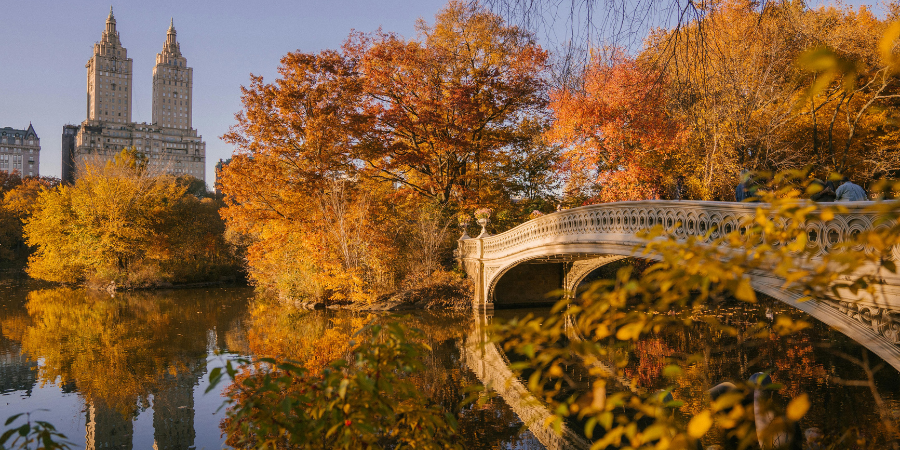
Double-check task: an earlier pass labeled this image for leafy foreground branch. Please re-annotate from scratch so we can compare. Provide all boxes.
[0,412,73,450]
[491,171,900,449]
[209,323,463,449]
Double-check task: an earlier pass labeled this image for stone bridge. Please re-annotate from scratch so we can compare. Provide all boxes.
[457,200,900,371]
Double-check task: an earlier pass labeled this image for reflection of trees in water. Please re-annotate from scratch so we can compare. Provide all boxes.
[1,312,36,396]
[0,281,37,396]
[616,296,900,446]
[399,313,542,449]
[13,286,252,449]
[224,303,543,449]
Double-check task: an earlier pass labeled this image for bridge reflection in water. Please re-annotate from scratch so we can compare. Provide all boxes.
[466,312,591,450]
[466,299,900,449]
[460,201,900,447]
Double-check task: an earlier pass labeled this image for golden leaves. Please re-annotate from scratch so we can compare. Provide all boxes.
[686,410,713,439]
[25,149,235,286]
[734,277,756,303]
[786,394,811,422]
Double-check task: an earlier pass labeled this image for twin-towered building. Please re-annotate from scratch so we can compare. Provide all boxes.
[63,7,206,183]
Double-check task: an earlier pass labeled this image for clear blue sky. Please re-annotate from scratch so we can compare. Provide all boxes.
[0,0,883,184]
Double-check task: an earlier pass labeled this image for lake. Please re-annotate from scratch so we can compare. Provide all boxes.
[1,275,899,449]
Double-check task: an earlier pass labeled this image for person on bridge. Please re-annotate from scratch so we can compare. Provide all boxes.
[674,175,685,200]
[810,178,836,202]
[835,176,867,201]
[735,170,750,202]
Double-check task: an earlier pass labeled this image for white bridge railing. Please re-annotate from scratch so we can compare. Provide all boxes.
[458,200,885,261]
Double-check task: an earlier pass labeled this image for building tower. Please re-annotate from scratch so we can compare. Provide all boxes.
[85,7,133,124]
[61,125,79,183]
[69,10,207,184]
[152,19,192,130]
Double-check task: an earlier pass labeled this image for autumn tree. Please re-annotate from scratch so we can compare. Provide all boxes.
[220,2,552,303]
[636,0,900,198]
[350,0,548,205]
[219,49,396,302]
[547,50,685,202]
[24,148,238,288]
[551,1,900,201]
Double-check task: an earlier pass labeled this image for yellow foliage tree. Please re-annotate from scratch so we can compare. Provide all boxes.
[24,148,238,288]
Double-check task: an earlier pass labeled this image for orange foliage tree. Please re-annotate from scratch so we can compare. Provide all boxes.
[547,50,685,202]
[648,0,900,199]
[219,1,550,303]
[348,0,548,205]
[548,1,900,201]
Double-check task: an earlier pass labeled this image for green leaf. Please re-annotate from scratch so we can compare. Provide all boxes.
[585,417,597,438]
[662,365,682,378]
[206,367,223,393]
[1,427,18,444]
[4,414,23,426]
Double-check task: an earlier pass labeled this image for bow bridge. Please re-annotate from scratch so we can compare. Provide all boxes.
[456,200,900,371]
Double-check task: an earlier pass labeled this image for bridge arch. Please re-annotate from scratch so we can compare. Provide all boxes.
[459,200,900,368]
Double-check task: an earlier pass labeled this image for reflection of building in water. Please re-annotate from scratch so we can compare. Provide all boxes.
[0,338,37,396]
[152,363,203,450]
[85,400,134,450]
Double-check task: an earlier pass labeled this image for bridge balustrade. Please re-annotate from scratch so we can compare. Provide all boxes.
[463,200,884,262]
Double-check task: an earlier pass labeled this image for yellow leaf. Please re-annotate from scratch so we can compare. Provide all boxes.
[591,381,607,410]
[615,320,644,341]
[548,364,563,377]
[687,410,712,438]
[820,209,834,222]
[880,21,900,65]
[734,277,756,302]
[786,394,810,421]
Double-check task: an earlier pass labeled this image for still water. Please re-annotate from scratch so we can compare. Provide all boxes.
[1,275,899,449]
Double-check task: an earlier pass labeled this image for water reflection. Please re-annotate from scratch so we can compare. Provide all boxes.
[485,297,900,448]
[3,280,899,449]
[0,282,252,450]
[219,302,546,449]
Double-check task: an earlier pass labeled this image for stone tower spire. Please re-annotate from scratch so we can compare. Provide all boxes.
[161,17,182,58]
[152,18,192,129]
[102,5,121,46]
[85,7,133,123]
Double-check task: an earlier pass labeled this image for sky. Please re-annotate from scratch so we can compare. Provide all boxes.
[0,0,448,183]
[0,0,886,185]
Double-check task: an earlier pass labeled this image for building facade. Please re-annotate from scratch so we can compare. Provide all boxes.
[65,8,206,184]
[0,124,41,177]
[61,125,78,182]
